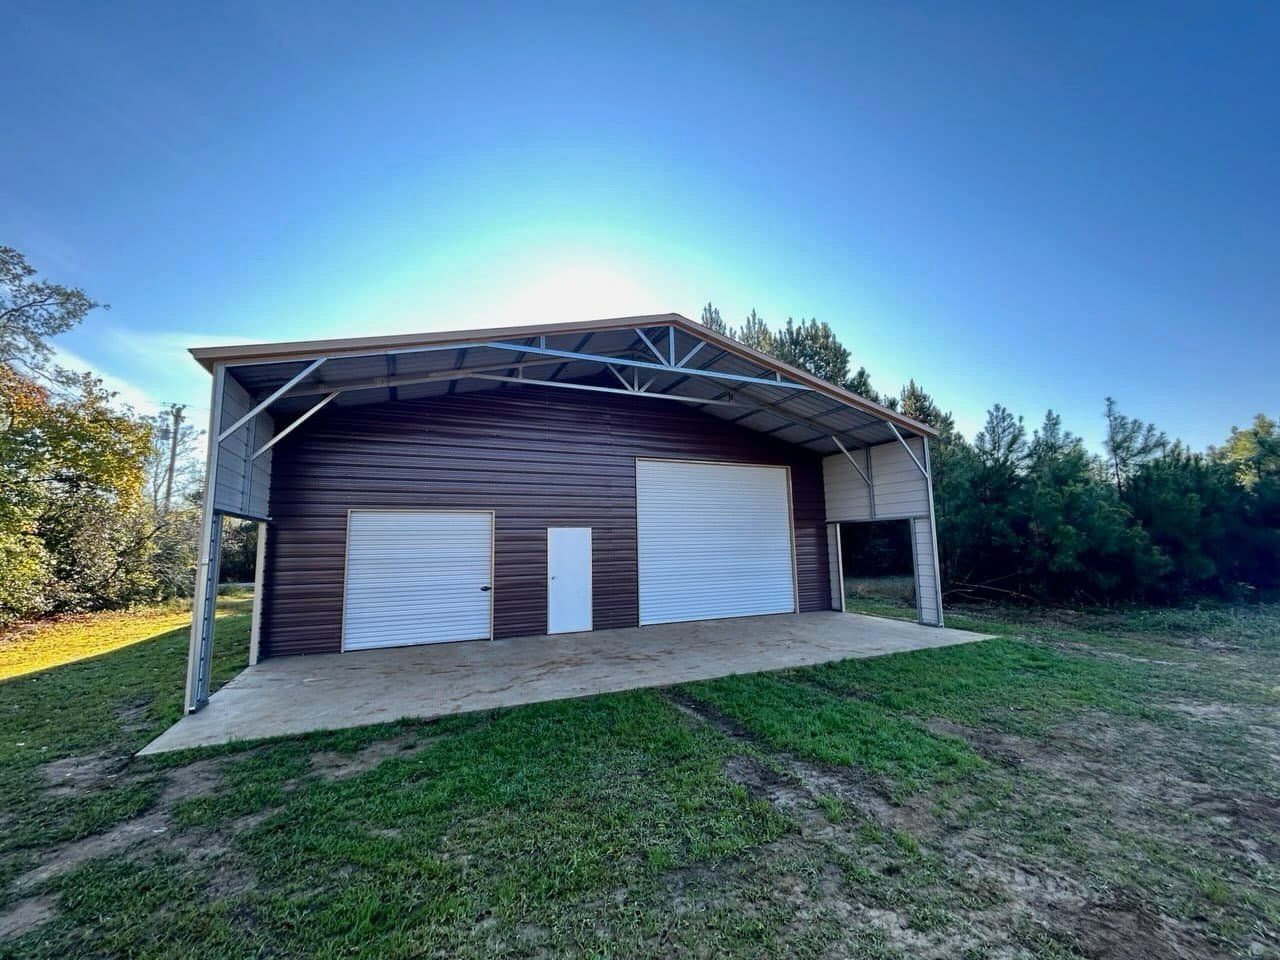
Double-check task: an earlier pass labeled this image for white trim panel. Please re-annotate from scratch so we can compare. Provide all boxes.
[636,460,796,625]
[342,510,493,650]
[826,523,845,611]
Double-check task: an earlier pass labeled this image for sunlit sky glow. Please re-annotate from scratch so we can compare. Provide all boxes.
[4,2,1277,451]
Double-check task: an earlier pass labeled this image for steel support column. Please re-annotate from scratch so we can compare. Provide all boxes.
[185,364,226,713]
[248,521,268,665]
[921,437,945,626]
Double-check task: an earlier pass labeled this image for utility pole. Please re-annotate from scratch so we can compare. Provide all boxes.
[163,404,185,514]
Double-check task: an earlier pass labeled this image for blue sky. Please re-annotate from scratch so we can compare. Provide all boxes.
[4,1,1277,451]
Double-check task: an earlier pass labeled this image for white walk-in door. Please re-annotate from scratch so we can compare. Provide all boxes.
[636,460,796,625]
[547,527,593,633]
[342,510,493,651]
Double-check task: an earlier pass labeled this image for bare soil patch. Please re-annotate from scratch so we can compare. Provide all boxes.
[39,753,129,796]
[308,734,424,780]
[1068,895,1211,960]
[19,751,239,895]
[0,895,55,940]
[14,811,174,891]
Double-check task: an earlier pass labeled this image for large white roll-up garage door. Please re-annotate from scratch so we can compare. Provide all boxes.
[636,460,796,625]
[342,510,493,651]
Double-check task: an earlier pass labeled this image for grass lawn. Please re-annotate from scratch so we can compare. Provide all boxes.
[1,594,1278,958]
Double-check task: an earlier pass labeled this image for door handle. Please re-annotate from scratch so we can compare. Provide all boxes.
[480,585,491,592]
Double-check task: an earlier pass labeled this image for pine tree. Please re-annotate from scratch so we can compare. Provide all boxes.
[772,317,850,386]
[1104,397,1167,494]
[699,302,727,335]
[846,366,880,402]
[898,380,955,434]
[737,309,773,353]
[975,404,1027,469]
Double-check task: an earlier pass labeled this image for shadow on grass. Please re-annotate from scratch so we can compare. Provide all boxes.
[0,593,252,682]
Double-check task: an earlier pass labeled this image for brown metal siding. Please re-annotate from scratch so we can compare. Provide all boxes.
[262,385,830,657]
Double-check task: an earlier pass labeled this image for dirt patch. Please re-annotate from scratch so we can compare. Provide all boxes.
[13,803,264,905]
[855,906,986,959]
[206,862,258,901]
[933,713,1226,813]
[1189,791,1280,835]
[156,757,226,805]
[1166,700,1243,721]
[39,753,129,796]
[722,755,834,836]
[1068,895,1216,960]
[0,895,55,941]
[16,753,249,897]
[680,694,936,836]
[117,698,154,734]
[14,812,172,890]
[957,857,1090,912]
[926,718,1040,769]
[308,735,423,780]
[1058,642,1183,666]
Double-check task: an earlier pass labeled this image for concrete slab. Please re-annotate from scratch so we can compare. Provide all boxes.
[140,612,992,754]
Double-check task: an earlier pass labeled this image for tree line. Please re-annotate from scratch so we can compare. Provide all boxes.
[0,247,256,626]
[701,302,1279,605]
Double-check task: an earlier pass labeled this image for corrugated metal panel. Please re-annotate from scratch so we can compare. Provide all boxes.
[825,439,931,521]
[870,438,929,519]
[636,460,796,625]
[212,375,273,518]
[342,510,492,650]
[822,448,873,521]
[246,416,273,518]
[912,517,943,626]
[262,385,830,657]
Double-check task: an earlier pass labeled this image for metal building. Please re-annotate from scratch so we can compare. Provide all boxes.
[183,314,942,714]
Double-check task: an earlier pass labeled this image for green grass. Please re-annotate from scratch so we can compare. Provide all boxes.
[0,593,252,866]
[30,693,786,959]
[681,672,984,797]
[807,635,1167,735]
[1,597,1278,957]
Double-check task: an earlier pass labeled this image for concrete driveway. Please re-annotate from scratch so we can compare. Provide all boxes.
[140,611,991,754]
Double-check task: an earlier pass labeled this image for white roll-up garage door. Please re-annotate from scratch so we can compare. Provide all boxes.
[636,460,796,625]
[342,510,493,651]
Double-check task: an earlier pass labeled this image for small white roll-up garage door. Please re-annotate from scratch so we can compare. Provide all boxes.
[636,460,796,625]
[342,510,493,651]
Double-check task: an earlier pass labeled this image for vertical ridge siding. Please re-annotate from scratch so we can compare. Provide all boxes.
[262,385,829,657]
[212,374,273,519]
[822,447,872,521]
[822,438,929,523]
[869,437,929,519]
